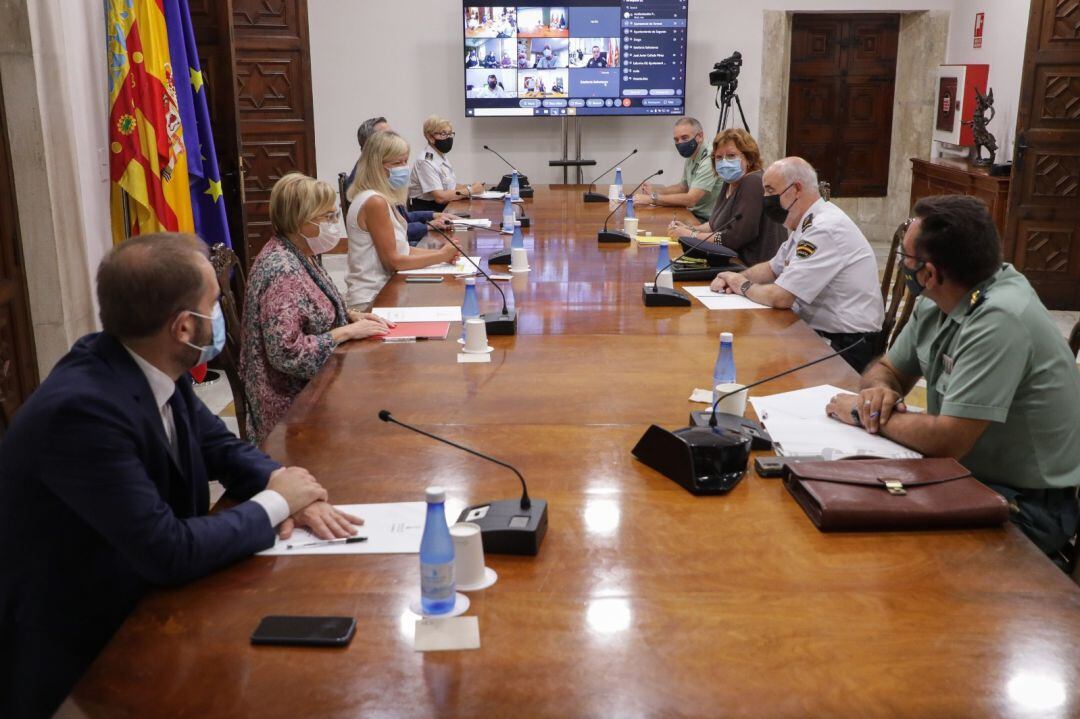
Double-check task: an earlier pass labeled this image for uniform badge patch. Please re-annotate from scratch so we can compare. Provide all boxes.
[801,213,814,232]
[424,151,434,160]
[795,240,817,259]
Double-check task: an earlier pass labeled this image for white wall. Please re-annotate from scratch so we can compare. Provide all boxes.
[308,0,961,191]
[944,0,1028,159]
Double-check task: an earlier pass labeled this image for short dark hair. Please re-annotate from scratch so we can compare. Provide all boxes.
[912,195,1001,288]
[357,116,388,149]
[97,233,209,340]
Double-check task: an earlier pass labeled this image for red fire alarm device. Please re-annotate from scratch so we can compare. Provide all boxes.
[973,12,985,49]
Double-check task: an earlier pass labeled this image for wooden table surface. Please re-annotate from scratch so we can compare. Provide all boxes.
[70,187,1080,718]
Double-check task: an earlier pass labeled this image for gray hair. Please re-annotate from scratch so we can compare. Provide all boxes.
[773,157,819,192]
[357,116,388,149]
[674,116,703,135]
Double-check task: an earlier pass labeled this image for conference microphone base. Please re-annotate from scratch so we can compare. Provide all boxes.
[583,191,609,203]
[458,498,548,555]
[494,174,534,198]
[642,286,692,307]
[487,250,512,266]
[632,424,751,495]
[598,229,632,243]
[688,411,774,450]
[482,309,517,335]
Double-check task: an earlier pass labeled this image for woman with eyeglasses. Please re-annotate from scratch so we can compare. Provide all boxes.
[240,172,393,444]
[407,115,485,212]
[668,128,787,267]
[345,131,460,311]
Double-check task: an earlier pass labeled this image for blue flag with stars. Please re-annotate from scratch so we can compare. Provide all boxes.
[164,0,231,248]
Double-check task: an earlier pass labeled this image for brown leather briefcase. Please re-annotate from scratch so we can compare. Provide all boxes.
[783,457,1010,531]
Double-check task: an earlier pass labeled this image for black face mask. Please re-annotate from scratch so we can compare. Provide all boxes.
[901,258,927,297]
[675,138,698,158]
[762,182,796,224]
[433,137,454,154]
[488,80,497,89]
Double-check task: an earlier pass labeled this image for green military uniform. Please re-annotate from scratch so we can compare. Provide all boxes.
[887,264,1080,490]
[682,144,722,222]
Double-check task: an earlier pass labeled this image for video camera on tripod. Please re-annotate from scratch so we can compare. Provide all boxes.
[709,51,749,133]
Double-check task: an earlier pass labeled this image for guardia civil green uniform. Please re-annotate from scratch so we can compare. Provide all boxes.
[887,264,1080,491]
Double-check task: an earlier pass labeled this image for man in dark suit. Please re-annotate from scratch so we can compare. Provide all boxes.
[0,233,360,717]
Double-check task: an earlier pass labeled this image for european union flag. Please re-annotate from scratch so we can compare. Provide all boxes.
[164,0,231,248]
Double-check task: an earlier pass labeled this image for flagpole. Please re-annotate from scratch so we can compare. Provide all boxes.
[120,190,132,241]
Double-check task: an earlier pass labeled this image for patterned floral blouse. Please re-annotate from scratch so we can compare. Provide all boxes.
[239,236,349,444]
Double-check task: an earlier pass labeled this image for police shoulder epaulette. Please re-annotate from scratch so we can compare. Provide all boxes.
[801,213,814,232]
[966,289,987,315]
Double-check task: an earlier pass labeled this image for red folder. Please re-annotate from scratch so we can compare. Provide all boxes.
[377,322,451,341]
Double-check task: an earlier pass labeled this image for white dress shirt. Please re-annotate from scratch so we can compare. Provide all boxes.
[123,347,290,527]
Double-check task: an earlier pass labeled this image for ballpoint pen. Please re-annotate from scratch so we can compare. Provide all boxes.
[286,536,368,550]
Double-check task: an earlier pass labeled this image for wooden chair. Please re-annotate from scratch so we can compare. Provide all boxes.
[209,243,249,440]
[880,218,912,305]
[338,172,351,217]
[876,219,916,355]
[818,180,831,201]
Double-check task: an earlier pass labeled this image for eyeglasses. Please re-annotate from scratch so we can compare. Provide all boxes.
[714,152,742,162]
[896,248,927,268]
[314,210,342,224]
[432,131,456,140]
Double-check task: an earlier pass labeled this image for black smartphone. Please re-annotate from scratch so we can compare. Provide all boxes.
[250,615,356,647]
[405,276,444,284]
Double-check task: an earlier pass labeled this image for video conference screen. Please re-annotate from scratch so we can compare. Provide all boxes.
[462,1,688,117]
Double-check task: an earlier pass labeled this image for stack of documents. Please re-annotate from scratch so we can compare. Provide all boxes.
[684,286,771,311]
[451,218,492,229]
[258,502,427,556]
[372,306,462,323]
[749,385,922,459]
[399,258,481,275]
[475,190,506,200]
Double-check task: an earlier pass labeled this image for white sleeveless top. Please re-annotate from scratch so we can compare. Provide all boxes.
[345,189,410,307]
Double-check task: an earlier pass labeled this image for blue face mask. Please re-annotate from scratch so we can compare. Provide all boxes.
[387,166,411,189]
[715,158,744,183]
[184,301,225,365]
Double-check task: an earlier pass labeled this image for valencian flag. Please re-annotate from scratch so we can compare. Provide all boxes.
[163,0,232,248]
[107,0,194,243]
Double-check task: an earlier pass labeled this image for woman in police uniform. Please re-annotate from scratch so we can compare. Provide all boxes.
[407,115,485,213]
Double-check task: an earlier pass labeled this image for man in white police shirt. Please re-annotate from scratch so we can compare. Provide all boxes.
[712,156,884,372]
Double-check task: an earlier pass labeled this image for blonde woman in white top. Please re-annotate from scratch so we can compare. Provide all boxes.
[345,131,459,310]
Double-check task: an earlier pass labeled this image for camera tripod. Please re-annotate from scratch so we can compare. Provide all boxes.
[715,80,750,134]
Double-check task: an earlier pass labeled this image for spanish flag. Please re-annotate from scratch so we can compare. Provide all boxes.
[107,0,194,244]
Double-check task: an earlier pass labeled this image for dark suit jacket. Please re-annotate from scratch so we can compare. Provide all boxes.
[0,332,281,717]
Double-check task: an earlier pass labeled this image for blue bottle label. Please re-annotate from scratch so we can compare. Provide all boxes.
[421,562,455,601]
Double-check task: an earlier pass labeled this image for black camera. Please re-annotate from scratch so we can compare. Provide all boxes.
[710,51,743,87]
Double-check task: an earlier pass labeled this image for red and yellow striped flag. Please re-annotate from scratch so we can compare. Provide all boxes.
[107,0,194,244]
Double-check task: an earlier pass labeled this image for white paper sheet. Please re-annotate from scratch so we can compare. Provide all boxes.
[257,502,428,556]
[748,385,922,459]
[372,306,462,323]
[689,388,714,403]
[475,191,507,200]
[683,285,772,311]
[451,218,492,228]
[414,616,480,652]
[399,258,482,276]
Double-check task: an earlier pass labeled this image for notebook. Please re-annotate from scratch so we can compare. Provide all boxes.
[378,322,451,341]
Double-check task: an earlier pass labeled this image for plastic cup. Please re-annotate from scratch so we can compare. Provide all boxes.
[714,383,748,416]
[623,217,639,237]
[463,318,489,353]
[450,523,485,587]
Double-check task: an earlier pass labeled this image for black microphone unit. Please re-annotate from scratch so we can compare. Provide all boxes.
[598,169,663,243]
[484,145,534,198]
[642,213,743,308]
[631,338,867,495]
[378,410,548,555]
[583,148,638,203]
[427,223,517,335]
[464,225,520,267]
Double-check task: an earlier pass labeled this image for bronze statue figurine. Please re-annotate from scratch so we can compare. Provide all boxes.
[964,86,997,166]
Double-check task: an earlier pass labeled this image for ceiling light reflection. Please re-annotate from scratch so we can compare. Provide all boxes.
[586,597,632,635]
[1007,672,1067,713]
[583,499,621,535]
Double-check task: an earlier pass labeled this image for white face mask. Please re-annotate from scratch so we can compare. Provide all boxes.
[301,221,340,254]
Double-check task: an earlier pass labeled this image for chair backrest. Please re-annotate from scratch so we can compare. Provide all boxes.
[881,218,913,304]
[209,243,249,440]
[818,180,831,201]
[1070,318,1079,358]
[338,172,351,217]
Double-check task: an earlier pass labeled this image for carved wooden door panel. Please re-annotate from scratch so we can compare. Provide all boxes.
[0,70,39,427]
[786,14,899,198]
[232,0,318,265]
[1005,0,1080,310]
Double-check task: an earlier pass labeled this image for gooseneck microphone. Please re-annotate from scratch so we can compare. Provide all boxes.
[706,337,867,427]
[378,410,548,555]
[484,145,533,198]
[644,213,743,307]
[426,223,516,335]
[583,148,638,203]
[598,169,663,243]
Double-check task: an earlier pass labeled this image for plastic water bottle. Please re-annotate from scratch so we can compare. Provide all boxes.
[509,171,520,201]
[625,196,635,219]
[502,195,514,232]
[713,332,736,403]
[511,221,525,250]
[419,486,456,615]
[655,239,670,274]
[461,277,480,340]
[612,167,623,200]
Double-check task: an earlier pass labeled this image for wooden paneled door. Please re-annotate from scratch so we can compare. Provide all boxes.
[232,0,318,264]
[786,14,899,198]
[1004,0,1080,310]
[0,71,39,427]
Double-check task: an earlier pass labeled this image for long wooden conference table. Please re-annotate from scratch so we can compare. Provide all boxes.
[71,186,1080,717]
